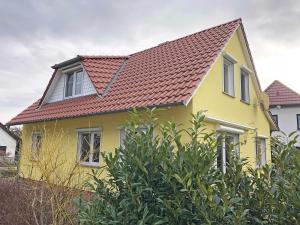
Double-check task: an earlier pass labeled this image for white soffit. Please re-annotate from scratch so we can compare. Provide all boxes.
[216,125,244,134]
[205,115,255,131]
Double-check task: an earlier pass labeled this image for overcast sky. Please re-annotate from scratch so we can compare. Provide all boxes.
[1,0,299,123]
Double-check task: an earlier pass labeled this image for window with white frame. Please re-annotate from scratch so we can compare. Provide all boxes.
[297,114,300,130]
[77,129,101,166]
[31,132,42,160]
[119,127,148,148]
[223,57,235,96]
[272,115,278,127]
[256,137,266,168]
[217,133,239,173]
[240,69,250,103]
[65,70,84,98]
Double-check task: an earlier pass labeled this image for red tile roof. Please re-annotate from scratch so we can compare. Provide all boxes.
[265,80,300,107]
[8,18,242,125]
[81,56,128,94]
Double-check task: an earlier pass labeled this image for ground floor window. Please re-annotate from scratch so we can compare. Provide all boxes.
[0,146,6,156]
[119,127,147,148]
[77,129,101,166]
[31,132,42,160]
[256,137,266,168]
[217,133,240,173]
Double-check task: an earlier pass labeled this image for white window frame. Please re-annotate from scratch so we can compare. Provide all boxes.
[223,57,235,97]
[256,137,267,168]
[64,70,84,99]
[31,132,42,160]
[240,69,250,103]
[119,127,148,148]
[77,128,101,167]
[216,132,240,173]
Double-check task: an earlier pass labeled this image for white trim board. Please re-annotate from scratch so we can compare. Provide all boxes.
[205,115,255,131]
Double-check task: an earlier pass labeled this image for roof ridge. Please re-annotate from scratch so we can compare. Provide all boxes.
[102,59,129,96]
[276,80,300,96]
[266,80,300,96]
[80,55,128,59]
[130,18,241,57]
[264,80,277,92]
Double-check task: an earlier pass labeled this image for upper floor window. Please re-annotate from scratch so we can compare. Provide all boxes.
[256,138,266,168]
[240,70,250,103]
[272,115,278,127]
[65,70,84,98]
[77,128,101,166]
[297,114,300,130]
[223,57,235,96]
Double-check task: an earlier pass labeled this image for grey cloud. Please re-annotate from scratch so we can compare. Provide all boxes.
[0,0,299,123]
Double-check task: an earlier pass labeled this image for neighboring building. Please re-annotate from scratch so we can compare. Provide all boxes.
[0,123,19,162]
[8,18,276,181]
[265,80,300,147]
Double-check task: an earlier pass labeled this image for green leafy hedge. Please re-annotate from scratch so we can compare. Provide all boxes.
[78,111,300,225]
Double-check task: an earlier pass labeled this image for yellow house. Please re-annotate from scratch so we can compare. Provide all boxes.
[8,18,276,181]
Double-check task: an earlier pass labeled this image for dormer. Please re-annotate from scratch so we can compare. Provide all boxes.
[39,55,128,107]
[40,57,97,105]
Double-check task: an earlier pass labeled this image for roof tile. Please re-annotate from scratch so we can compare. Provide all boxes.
[8,19,241,125]
[265,80,300,106]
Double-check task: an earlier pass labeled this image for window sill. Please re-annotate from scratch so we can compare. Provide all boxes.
[222,91,235,98]
[79,162,100,168]
[240,99,250,105]
[64,94,85,100]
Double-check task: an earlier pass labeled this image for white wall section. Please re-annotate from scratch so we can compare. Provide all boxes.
[45,67,97,103]
[270,106,300,147]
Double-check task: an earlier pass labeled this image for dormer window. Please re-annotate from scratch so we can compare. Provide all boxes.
[65,70,84,98]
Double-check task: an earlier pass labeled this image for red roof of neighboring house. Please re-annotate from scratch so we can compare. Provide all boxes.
[265,80,300,107]
[8,18,242,125]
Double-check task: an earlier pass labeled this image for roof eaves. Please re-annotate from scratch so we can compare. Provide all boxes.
[51,55,83,69]
[6,101,185,126]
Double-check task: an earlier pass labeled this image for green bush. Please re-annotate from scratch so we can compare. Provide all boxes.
[78,111,300,225]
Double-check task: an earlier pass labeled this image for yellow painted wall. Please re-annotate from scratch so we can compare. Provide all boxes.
[191,29,271,166]
[19,104,194,183]
[19,28,272,183]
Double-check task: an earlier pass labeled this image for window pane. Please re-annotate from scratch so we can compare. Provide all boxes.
[80,133,90,162]
[272,115,278,126]
[120,129,126,148]
[256,138,266,167]
[92,132,101,163]
[261,139,266,165]
[297,115,300,130]
[223,63,229,93]
[65,74,74,97]
[32,133,41,159]
[245,74,249,102]
[241,73,246,100]
[241,71,250,102]
[75,71,83,95]
[223,58,234,96]
[217,136,223,171]
[225,135,234,166]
